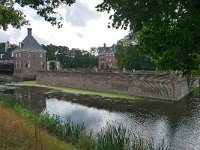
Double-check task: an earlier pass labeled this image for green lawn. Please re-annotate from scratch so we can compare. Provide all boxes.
[16,80,139,100]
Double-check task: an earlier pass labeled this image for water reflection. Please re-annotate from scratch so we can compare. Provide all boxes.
[1,85,200,149]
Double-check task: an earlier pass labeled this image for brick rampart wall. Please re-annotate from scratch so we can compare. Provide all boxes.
[36,71,190,101]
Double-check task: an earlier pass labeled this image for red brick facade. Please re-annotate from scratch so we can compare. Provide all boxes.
[98,44,117,69]
[13,28,46,80]
[99,52,117,69]
[14,51,46,80]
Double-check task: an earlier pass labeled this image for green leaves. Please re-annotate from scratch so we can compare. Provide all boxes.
[97,0,200,76]
[0,0,75,30]
[42,44,98,69]
[0,5,28,30]
[115,34,155,70]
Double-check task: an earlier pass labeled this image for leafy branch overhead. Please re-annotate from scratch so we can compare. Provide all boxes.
[0,0,75,30]
[97,0,200,76]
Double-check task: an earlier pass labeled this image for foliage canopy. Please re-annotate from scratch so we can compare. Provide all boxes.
[42,44,98,69]
[97,0,200,76]
[115,35,155,70]
[0,0,75,30]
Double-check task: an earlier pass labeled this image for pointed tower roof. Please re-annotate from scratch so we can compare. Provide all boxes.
[13,28,46,53]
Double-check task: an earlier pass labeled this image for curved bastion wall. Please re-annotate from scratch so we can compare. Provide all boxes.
[36,71,191,101]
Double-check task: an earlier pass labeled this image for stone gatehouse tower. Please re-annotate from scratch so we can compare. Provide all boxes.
[13,28,46,80]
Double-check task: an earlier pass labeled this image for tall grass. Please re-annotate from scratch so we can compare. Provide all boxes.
[0,95,170,150]
[0,104,76,150]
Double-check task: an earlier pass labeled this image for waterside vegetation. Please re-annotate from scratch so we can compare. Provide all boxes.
[0,98,76,150]
[0,94,169,150]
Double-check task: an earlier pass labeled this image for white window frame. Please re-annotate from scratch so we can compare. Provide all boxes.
[16,61,18,68]
[19,61,21,68]
[0,54,4,59]
[26,61,30,68]
[40,61,43,68]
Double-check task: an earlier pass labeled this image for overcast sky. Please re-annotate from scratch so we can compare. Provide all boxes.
[0,0,128,51]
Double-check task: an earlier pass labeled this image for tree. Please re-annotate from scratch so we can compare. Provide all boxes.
[0,42,17,53]
[116,35,155,70]
[43,44,98,69]
[90,47,99,56]
[96,0,200,76]
[0,0,75,30]
[42,44,57,60]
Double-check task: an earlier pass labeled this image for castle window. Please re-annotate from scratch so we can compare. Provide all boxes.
[15,61,18,68]
[26,61,30,68]
[0,54,4,59]
[40,61,44,68]
[19,61,21,68]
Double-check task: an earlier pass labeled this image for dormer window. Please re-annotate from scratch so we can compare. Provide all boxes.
[19,42,24,48]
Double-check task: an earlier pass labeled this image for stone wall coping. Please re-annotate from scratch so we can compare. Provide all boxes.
[38,70,185,83]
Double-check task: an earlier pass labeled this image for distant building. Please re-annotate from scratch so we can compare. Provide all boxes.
[0,41,16,61]
[0,41,16,74]
[98,43,117,69]
[13,28,46,80]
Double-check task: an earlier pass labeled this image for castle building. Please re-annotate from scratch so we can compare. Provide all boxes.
[98,43,117,69]
[0,41,16,61]
[13,28,46,80]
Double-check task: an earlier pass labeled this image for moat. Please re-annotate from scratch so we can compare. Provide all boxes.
[1,85,200,150]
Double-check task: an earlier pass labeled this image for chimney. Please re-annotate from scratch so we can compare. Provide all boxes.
[27,28,32,36]
[104,43,106,48]
[5,41,10,52]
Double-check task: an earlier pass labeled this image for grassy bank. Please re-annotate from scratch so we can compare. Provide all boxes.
[0,95,169,150]
[0,104,76,149]
[16,80,139,100]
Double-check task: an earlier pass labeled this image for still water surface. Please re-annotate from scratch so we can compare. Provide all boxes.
[1,85,200,150]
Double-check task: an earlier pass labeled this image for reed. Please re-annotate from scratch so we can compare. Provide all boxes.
[0,94,170,150]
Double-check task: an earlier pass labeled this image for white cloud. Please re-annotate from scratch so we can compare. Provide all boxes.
[62,0,101,27]
[0,0,128,50]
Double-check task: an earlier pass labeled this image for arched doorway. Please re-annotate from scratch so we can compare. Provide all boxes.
[49,61,56,70]
[47,60,60,71]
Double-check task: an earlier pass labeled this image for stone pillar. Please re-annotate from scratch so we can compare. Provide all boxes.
[123,68,126,73]
[56,61,60,70]
[47,61,50,70]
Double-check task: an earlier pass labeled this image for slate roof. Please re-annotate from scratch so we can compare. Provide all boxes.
[1,47,16,60]
[98,44,116,54]
[13,28,46,53]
